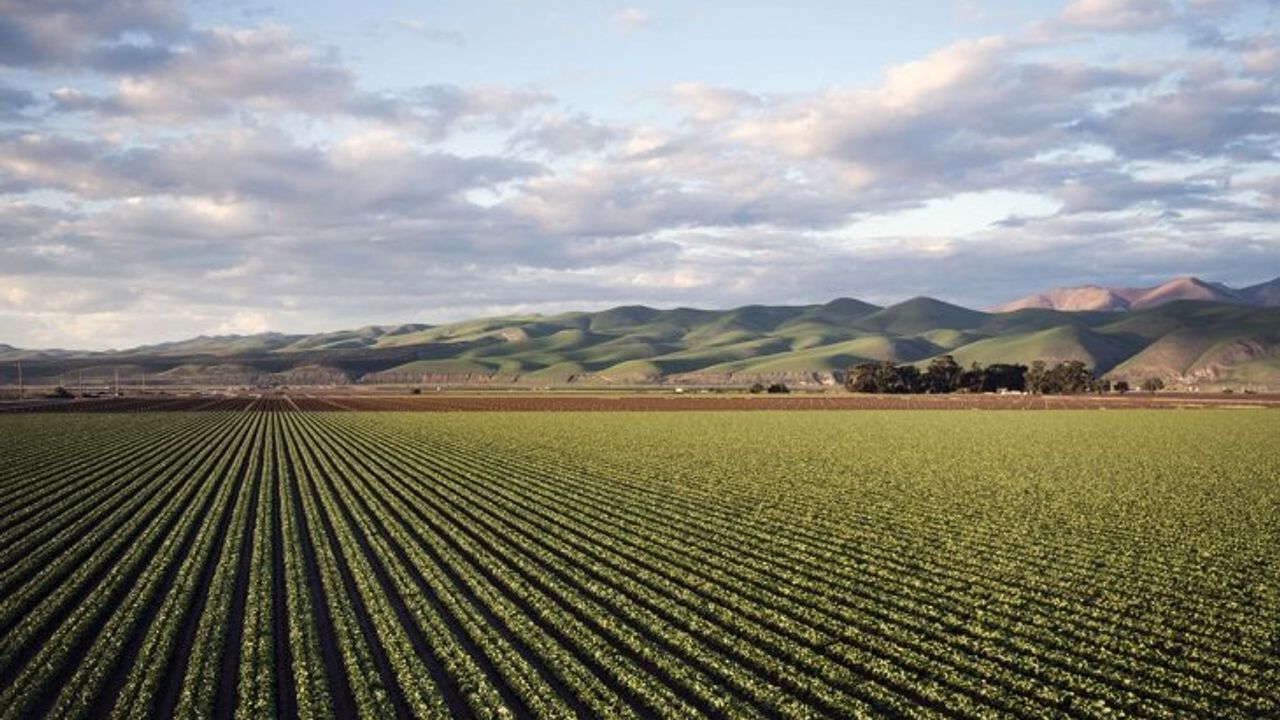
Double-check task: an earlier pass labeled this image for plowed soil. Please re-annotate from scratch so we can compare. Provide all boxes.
[4,392,1278,413]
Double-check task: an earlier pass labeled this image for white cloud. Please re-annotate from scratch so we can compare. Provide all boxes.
[1055,0,1176,32]
[213,310,273,335]
[614,8,650,30]
[666,83,763,124]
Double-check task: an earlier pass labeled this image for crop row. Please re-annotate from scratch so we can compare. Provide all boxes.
[0,408,1274,719]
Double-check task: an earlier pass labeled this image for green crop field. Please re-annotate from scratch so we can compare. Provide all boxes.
[1,409,1276,718]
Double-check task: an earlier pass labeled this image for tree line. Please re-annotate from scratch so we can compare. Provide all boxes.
[844,356,1163,394]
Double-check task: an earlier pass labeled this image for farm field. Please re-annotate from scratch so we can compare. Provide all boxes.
[0,409,1277,718]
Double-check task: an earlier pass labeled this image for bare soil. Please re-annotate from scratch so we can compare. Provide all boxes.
[4,392,1278,413]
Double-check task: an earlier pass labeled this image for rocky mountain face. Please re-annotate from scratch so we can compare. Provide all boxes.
[994,276,1277,313]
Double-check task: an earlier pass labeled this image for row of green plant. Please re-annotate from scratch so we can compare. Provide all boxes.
[1,409,1275,718]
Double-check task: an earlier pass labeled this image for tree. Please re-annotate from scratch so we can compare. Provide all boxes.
[749,382,766,394]
[766,382,790,394]
[844,364,879,393]
[1114,380,1130,394]
[844,361,919,393]
[924,355,962,393]
[983,363,1027,392]
[1141,377,1165,393]
[957,362,985,393]
[899,365,923,393]
[1025,360,1048,394]
[1045,360,1092,394]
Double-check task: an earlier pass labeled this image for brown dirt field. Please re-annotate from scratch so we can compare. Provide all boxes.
[4,392,1278,413]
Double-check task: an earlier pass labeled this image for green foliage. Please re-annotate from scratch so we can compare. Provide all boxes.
[844,360,925,393]
[1141,377,1166,392]
[1025,360,1048,394]
[1,409,1276,718]
[1041,359,1092,394]
[923,355,963,393]
[847,359,1031,394]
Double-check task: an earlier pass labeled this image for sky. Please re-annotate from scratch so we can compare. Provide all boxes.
[1,0,1278,349]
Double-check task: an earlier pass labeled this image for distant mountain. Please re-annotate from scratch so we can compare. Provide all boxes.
[3,295,1279,389]
[1241,277,1280,307]
[994,275,1276,313]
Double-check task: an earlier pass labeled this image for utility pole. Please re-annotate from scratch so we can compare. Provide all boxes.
[114,367,120,397]
[16,359,22,400]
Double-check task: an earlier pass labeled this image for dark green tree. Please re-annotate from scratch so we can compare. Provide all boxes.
[924,355,963,393]
[1045,360,1092,394]
[845,362,885,393]
[1025,360,1048,394]
[845,361,920,393]
[983,363,1027,392]
[893,365,922,394]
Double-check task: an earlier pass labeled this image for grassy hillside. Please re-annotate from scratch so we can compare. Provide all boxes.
[6,298,1279,388]
[946,325,1144,373]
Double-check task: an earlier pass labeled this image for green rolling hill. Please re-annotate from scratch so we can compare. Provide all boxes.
[4,296,1279,389]
[945,325,1145,371]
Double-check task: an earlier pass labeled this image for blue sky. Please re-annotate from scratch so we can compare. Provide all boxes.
[1,0,1278,348]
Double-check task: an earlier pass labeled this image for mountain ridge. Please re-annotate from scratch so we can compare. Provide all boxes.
[4,291,1278,390]
[994,275,1278,312]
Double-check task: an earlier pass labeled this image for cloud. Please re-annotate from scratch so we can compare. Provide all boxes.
[508,113,626,155]
[1237,32,1280,74]
[1055,0,1177,32]
[0,127,544,215]
[728,37,1162,207]
[43,22,548,138]
[0,85,38,119]
[1048,170,1221,213]
[1070,66,1279,159]
[49,25,366,120]
[0,0,186,69]
[404,84,554,139]
[84,40,176,73]
[394,19,465,46]
[666,83,763,124]
[614,8,650,30]
[213,309,273,335]
[3,0,1280,348]
[504,152,860,238]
